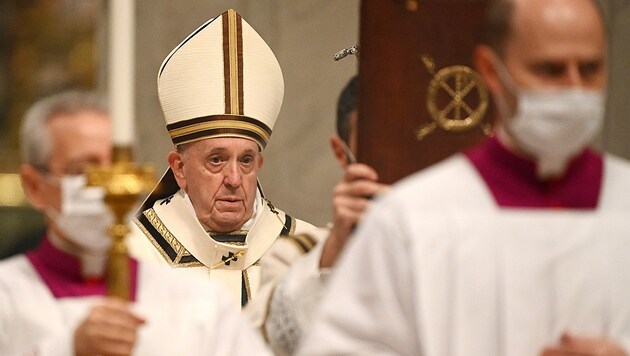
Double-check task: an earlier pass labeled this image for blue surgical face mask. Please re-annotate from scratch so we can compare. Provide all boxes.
[493,59,605,178]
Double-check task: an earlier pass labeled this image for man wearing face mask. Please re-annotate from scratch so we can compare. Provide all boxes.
[0,91,272,355]
[300,0,630,355]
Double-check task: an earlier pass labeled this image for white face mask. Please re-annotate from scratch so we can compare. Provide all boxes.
[45,175,114,276]
[494,61,606,178]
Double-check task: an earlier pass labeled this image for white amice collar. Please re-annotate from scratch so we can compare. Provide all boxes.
[179,188,262,233]
[241,188,261,231]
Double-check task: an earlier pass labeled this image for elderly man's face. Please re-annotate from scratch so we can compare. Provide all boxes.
[501,0,606,92]
[170,137,263,233]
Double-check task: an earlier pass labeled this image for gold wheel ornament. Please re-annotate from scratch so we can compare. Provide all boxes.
[417,56,491,141]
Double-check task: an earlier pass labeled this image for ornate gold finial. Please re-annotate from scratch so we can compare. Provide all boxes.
[86,146,156,300]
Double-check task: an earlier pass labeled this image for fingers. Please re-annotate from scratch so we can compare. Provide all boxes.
[332,185,373,232]
[339,179,388,198]
[334,176,387,202]
[561,333,627,356]
[540,347,588,356]
[333,188,371,212]
[334,198,365,226]
[90,299,145,339]
[343,163,379,182]
[75,298,146,356]
[341,163,389,197]
[540,333,627,356]
[332,163,389,238]
[95,298,146,326]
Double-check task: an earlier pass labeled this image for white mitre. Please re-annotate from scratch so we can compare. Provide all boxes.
[141,9,284,207]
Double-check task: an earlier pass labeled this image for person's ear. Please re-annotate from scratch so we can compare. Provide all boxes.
[330,136,349,169]
[474,44,504,100]
[167,151,187,190]
[20,163,47,211]
[257,154,264,170]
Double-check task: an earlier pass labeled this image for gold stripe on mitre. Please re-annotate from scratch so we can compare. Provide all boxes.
[223,9,244,116]
[168,116,271,148]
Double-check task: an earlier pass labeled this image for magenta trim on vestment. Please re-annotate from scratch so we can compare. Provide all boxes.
[464,136,603,209]
[26,236,138,301]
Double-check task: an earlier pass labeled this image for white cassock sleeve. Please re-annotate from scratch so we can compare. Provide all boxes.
[264,240,331,355]
[0,283,75,355]
[244,226,327,332]
[298,205,421,355]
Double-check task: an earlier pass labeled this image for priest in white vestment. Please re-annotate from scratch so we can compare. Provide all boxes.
[300,0,630,355]
[0,239,270,355]
[1,90,271,355]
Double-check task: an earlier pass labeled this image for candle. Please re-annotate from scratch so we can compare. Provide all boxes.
[108,0,135,146]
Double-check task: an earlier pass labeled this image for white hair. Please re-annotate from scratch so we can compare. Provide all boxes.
[20,90,109,169]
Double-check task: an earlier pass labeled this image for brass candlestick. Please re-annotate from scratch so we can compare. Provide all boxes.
[86,146,156,300]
